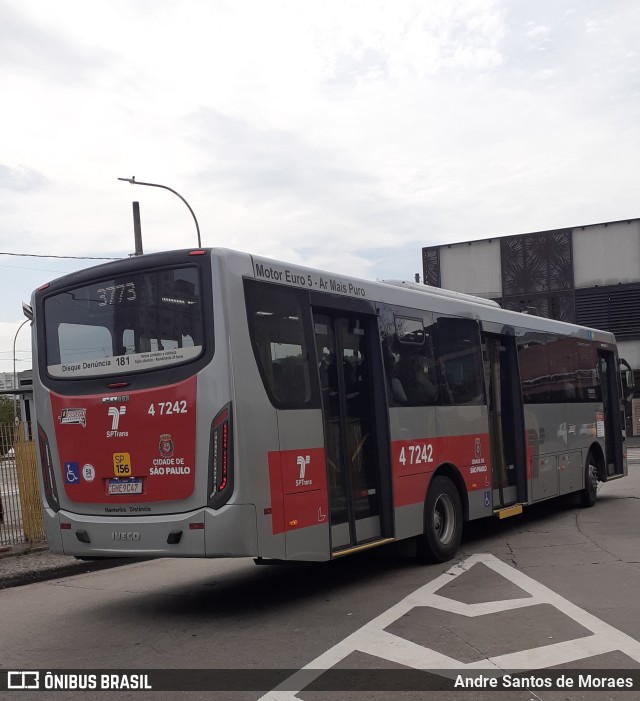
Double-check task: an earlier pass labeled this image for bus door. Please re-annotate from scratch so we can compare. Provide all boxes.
[312,306,392,554]
[597,350,625,477]
[484,334,527,509]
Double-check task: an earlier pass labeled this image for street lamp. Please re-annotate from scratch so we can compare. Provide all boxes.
[118,176,202,248]
[13,319,29,427]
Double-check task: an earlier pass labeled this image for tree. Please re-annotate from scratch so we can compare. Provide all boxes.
[0,396,19,425]
[0,396,20,456]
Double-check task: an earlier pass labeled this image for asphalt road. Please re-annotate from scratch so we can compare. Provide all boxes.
[1,465,639,701]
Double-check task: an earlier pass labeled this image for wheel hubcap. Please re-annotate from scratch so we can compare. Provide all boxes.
[433,494,455,544]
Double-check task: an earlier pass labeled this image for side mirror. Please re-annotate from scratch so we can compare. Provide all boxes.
[22,302,33,321]
[619,358,635,401]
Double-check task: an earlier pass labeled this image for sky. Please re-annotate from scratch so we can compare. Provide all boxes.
[1,0,639,374]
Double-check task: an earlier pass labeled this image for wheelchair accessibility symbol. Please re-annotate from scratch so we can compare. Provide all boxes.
[64,462,80,484]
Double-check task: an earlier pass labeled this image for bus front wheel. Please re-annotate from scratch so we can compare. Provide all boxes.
[579,452,598,508]
[417,475,463,563]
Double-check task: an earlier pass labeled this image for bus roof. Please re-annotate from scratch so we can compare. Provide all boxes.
[32,246,617,346]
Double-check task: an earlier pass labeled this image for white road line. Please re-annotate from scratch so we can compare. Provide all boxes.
[421,594,537,616]
[356,630,460,668]
[474,636,610,671]
[258,553,640,700]
[480,555,640,659]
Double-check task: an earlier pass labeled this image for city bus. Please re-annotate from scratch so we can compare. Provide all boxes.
[29,248,627,563]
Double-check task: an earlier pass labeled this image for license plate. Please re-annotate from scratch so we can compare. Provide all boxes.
[108,479,142,495]
[113,452,132,477]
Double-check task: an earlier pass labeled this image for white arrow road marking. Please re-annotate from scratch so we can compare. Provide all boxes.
[258,553,640,700]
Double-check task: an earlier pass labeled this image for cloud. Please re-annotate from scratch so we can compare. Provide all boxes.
[0,1,112,83]
[526,24,551,38]
[185,107,438,267]
[0,0,639,336]
[0,164,47,193]
[189,109,373,196]
[311,0,505,84]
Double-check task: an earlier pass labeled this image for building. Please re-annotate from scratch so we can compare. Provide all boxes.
[422,217,640,435]
[0,369,34,433]
[0,372,19,392]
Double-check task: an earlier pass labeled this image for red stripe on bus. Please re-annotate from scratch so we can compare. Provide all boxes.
[391,433,492,508]
[268,447,328,535]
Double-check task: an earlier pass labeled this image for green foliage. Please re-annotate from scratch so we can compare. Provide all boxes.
[0,396,20,455]
[0,396,19,425]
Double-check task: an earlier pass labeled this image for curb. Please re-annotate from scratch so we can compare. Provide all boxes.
[0,556,144,590]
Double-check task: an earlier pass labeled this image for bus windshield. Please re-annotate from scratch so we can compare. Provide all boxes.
[44,266,204,379]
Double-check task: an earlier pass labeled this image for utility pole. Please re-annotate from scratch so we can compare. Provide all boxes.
[13,319,29,428]
[118,176,201,248]
[132,201,143,256]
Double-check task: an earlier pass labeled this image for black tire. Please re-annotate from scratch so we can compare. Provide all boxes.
[579,452,598,508]
[417,475,463,563]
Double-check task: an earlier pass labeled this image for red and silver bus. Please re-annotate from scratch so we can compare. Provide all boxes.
[30,248,627,562]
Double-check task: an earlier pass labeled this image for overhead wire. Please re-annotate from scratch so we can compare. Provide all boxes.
[0,252,123,260]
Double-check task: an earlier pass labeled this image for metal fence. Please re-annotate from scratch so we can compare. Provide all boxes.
[0,422,46,551]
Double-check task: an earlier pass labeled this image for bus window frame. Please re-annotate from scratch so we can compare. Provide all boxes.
[244,279,321,411]
[380,307,441,408]
[35,253,216,395]
[433,315,485,406]
[517,331,604,405]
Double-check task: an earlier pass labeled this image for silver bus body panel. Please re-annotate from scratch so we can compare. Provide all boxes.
[435,406,488,441]
[524,401,609,503]
[43,506,64,553]
[393,503,423,541]
[204,504,258,557]
[389,407,438,443]
[49,506,258,559]
[220,250,286,560]
[30,248,626,561]
[58,510,207,557]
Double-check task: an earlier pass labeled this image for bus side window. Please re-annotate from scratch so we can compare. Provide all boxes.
[378,305,439,407]
[518,336,552,404]
[245,281,314,409]
[548,337,578,402]
[518,334,597,404]
[393,315,439,406]
[577,342,601,402]
[378,305,401,403]
[433,317,484,406]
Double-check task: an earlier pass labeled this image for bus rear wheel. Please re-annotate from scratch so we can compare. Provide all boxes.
[417,475,463,563]
[579,452,598,508]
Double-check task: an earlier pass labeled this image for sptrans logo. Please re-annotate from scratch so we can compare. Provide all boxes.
[296,455,312,487]
[107,406,128,438]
